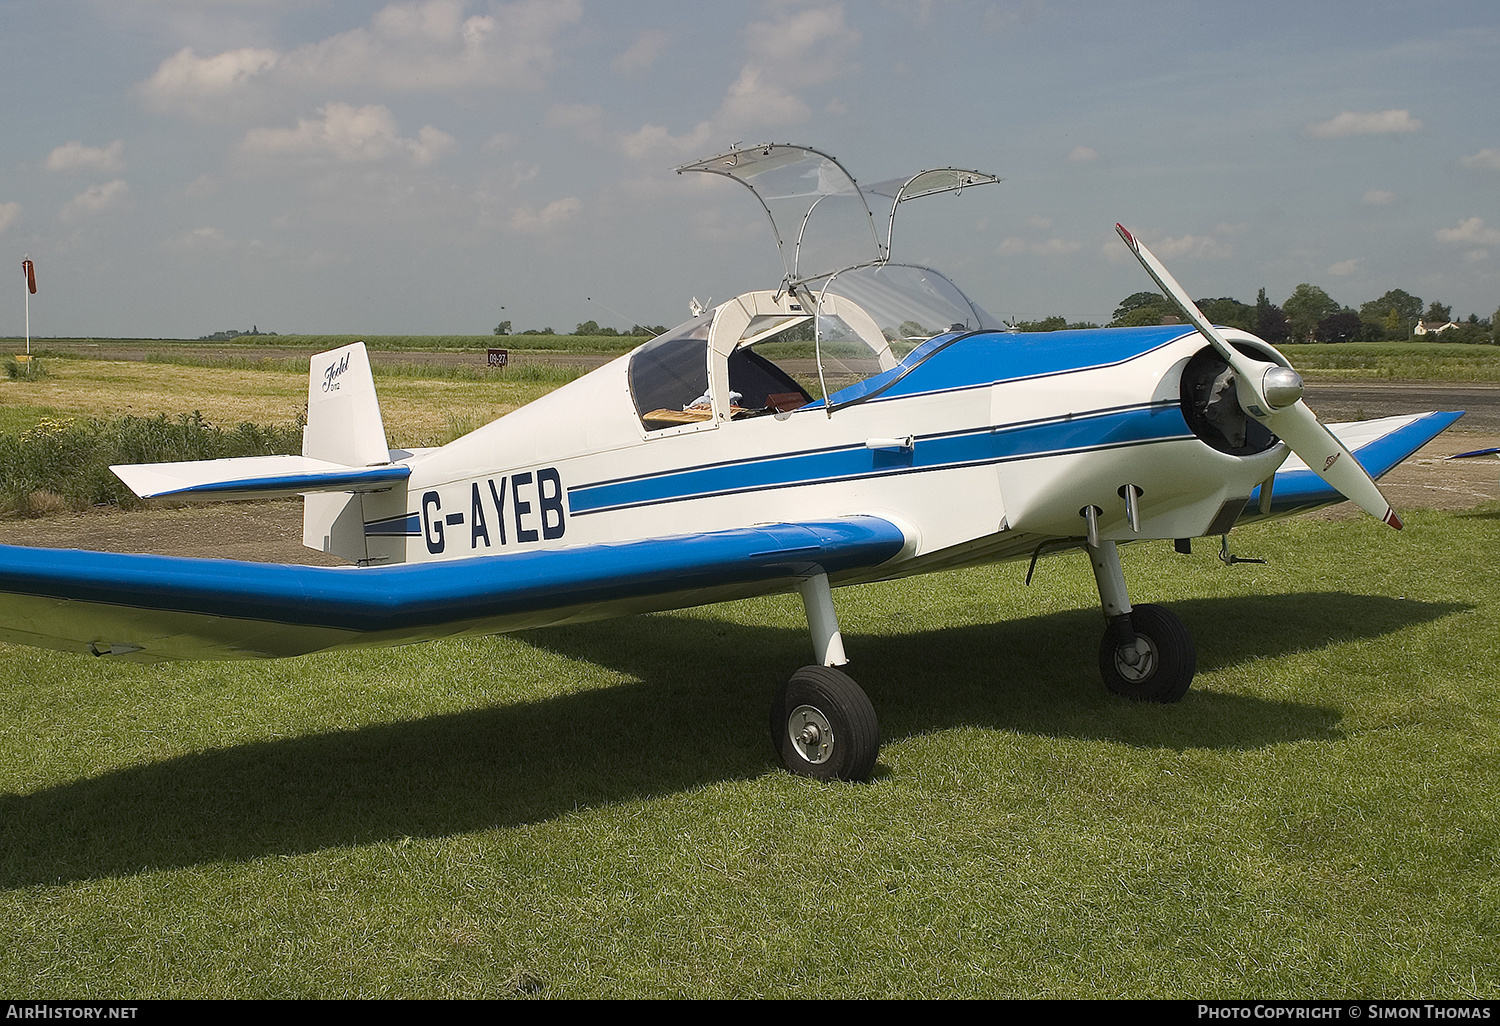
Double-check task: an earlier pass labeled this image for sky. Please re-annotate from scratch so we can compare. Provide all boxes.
[1,0,1497,339]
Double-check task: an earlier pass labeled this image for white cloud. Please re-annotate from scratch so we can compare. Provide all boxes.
[60,180,130,222]
[1152,234,1232,260]
[163,226,235,253]
[140,46,280,119]
[509,196,581,233]
[1328,259,1362,276]
[0,202,19,235]
[47,140,125,173]
[620,120,715,160]
[1436,217,1500,246]
[241,103,456,165]
[1363,188,1397,206]
[613,28,669,75]
[140,0,583,120]
[998,236,1081,257]
[621,4,860,160]
[1302,109,1422,138]
[1066,146,1097,163]
[1459,148,1500,171]
[546,103,606,143]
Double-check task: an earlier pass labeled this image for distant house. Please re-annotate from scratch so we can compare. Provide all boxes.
[1413,320,1459,336]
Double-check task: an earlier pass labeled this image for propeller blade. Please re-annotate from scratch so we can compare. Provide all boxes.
[1262,400,1403,529]
[1115,224,1402,529]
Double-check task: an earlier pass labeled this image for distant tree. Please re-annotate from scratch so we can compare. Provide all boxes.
[1315,310,1363,343]
[1111,291,1169,326]
[493,320,511,336]
[1425,300,1453,324]
[1014,315,1068,332]
[1255,288,1290,343]
[1359,289,1422,325]
[1283,284,1340,342]
[1197,296,1254,332]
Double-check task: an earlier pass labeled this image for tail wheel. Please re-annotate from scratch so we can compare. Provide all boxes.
[1099,603,1196,703]
[770,665,879,782]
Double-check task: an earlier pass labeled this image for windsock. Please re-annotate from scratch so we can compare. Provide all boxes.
[22,259,36,295]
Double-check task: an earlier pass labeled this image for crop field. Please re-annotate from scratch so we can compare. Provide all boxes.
[0,347,1496,998]
[1283,342,1500,381]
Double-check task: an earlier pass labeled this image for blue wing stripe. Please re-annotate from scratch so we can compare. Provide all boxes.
[144,464,411,499]
[1249,411,1464,515]
[0,518,906,636]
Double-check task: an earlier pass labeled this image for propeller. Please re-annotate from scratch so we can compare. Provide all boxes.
[1115,224,1402,529]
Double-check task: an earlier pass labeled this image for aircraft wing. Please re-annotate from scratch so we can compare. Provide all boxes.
[1243,410,1464,521]
[0,517,908,662]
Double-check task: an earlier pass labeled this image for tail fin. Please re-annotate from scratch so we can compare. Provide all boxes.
[303,343,392,562]
[304,342,390,466]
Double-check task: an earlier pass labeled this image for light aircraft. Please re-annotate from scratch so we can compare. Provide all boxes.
[0,144,1462,781]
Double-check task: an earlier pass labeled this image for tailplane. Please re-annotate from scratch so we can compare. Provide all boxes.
[109,342,405,564]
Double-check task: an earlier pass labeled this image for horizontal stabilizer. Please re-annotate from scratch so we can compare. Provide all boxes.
[1244,411,1463,520]
[111,455,411,502]
[0,517,907,661]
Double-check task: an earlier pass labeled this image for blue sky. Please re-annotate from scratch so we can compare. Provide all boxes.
[2,0,1497,338]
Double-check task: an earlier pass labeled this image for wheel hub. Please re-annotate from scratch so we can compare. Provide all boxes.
[1113,636,1158,683]
[788,705,834,765]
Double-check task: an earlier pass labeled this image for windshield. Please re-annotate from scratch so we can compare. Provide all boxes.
[630,264,999,430]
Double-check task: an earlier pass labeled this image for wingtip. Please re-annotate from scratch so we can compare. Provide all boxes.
[1384,509,1404,530]
[1115,223,1134,246]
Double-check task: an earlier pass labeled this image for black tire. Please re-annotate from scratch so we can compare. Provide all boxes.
[1098,603,1196,703]
[770,665,879,782]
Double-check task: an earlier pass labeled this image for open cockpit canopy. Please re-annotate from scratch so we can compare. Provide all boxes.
[676,143,1000,286]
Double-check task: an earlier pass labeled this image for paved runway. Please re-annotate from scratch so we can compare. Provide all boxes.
[1303,381,1500,432]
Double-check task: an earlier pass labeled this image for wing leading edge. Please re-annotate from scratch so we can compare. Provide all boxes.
[0,517,908,662]
[1242,410,1463,521]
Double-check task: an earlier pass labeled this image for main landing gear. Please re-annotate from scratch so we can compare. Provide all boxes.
[770,547,1195,781]
[771,573,880,782]
[1087,539,1196,702]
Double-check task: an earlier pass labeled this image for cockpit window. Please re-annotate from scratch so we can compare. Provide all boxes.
[728,345,812,414]
[628,313,713,430]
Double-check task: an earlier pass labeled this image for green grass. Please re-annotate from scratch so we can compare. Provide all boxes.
[0,412,302,515]
[131,350,593,385]
[1284,342,1500,381]
[25,333,648,355]
[0,506,1496,997]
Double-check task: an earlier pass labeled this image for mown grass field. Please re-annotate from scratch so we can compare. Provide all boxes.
[0,342,1496,998]
[0,512,1496,998]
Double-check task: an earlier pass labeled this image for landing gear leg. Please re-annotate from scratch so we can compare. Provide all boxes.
[1087,540,1195,702]
[770,574,879,781]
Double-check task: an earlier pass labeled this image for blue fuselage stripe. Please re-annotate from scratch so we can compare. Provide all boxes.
[568,403,1191,515]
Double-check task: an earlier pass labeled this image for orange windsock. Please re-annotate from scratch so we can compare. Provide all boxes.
[22,259,36,295]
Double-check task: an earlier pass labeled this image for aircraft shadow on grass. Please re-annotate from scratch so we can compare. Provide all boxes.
[0,591,1464,887]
